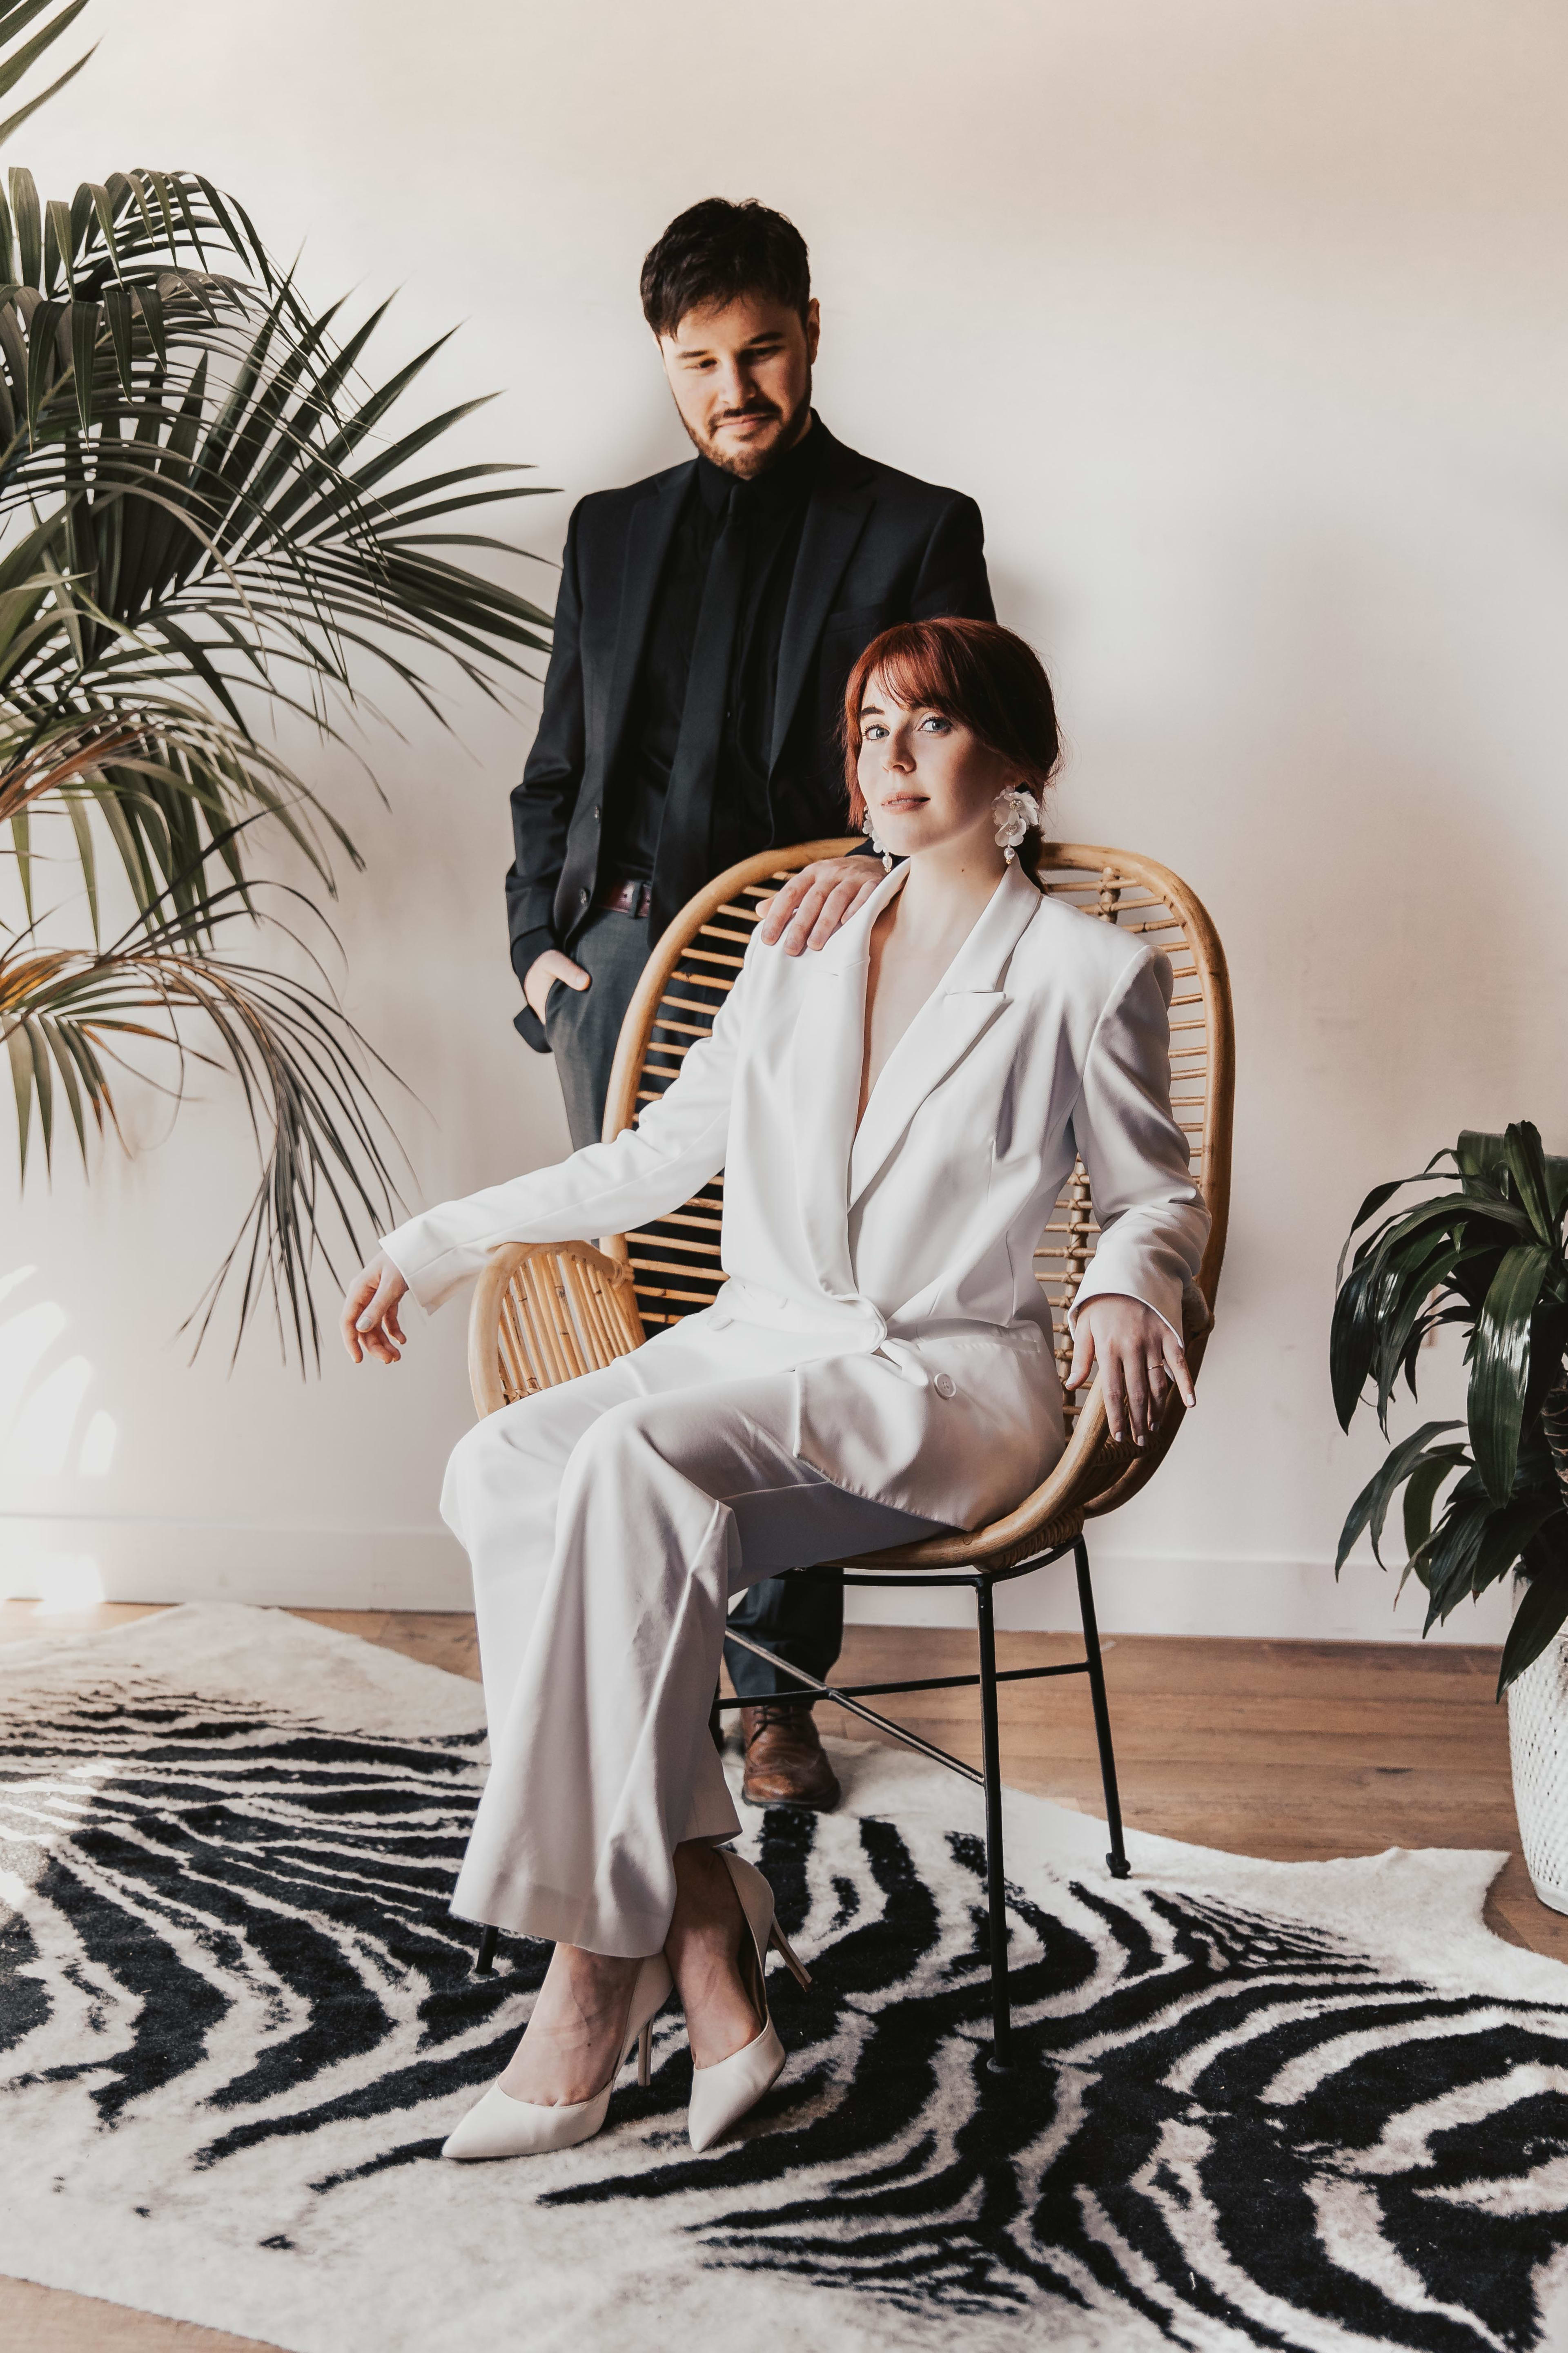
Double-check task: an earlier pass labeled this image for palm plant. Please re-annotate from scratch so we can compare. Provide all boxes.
[0,0,552,1361]
[1332,1122,1568,1693]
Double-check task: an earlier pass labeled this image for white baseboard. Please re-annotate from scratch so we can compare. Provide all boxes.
[0,1516,469,1613]
[0,1514,1509,1648]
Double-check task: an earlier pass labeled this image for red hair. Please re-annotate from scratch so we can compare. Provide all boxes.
[843,618,1060,878]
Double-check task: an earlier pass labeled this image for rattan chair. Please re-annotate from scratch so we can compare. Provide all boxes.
[467,837,1234,2065]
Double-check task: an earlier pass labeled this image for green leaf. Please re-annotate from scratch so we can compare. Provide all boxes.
[22,1012,51,1168]
[0,40,92,150]
[101,277,132,394]
[132,277,164,366]
[38,1012,85,1159]
[5,1015,32,1178]
[1421,1492,1491,1628]
[0,0,89,103]
[42,190,70,293]
[1470,1242,1551,1503]
[0,290,24,395]
[8,794,30,915]
[1330,1251,1382,1430]
[85,177,120,273]
[1546,1156,1568,1229]
[1457,1130,1509,1192]
[1499,1561,1568,1694]
[1348,1175,1411,1235]
[1334,1420,1463,1572]
[1468,1496,1559,1603]
[1371,1231,1465,1427]
[8,161,38,284]
[1403,1447,1467,1563]
[1503,1120,1560,1248]
[64,783,97,941]
[0,0,90,147]
[23,289,59,434]
[68,290,95,430]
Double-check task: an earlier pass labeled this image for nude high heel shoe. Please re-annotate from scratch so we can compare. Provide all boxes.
[441,1951,672,2162]
[686,1849,812,2155]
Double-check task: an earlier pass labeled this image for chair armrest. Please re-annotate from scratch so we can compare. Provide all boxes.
[468,1240,644,1419]
[843,1280,1216,1573]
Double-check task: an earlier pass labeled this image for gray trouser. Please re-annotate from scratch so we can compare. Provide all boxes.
[543,908,843,1700]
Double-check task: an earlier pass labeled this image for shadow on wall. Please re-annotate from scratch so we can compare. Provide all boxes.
[0,1263,117,1608]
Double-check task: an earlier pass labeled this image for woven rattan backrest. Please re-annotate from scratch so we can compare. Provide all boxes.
[1032,845,1233,1417]
[599,839,1233,1391]
[469,1238,645,1415]
[599,841,853,1330]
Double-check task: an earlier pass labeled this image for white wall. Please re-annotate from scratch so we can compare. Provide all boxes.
[4,0,1565,1641]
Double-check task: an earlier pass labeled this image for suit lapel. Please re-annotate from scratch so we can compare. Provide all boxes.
[786,863,904,1298]
[601,466,690,779]
[769,435,876,774]
[847,861,1042,1209]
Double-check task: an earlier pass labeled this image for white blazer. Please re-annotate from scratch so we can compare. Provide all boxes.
[383,859,1209,1532]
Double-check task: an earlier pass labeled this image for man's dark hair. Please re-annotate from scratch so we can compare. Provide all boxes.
[640,199,811,339]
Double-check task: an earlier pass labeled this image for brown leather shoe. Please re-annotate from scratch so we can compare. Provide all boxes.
[739,1701,841,1811]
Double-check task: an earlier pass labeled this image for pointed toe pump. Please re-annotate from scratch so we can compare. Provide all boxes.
[442,1950,672,2162]
[687,1849,812,2155]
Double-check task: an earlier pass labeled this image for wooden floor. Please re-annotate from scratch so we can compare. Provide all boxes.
[0,1602,1557,2351]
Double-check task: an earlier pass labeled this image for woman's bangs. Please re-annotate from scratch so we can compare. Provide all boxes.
[860,639,960,727]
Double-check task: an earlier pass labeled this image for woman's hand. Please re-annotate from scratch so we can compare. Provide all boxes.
[1066,1294,1196,1447]
[341,1251,410,1366]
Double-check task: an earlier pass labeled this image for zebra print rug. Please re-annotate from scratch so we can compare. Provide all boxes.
[1,1604,1566,2353]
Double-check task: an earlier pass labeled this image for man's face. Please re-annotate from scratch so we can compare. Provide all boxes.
[658,292,820,479]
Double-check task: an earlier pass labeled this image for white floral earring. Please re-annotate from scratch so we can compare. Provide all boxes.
[866,823,894,873]
[993,785,1041,863]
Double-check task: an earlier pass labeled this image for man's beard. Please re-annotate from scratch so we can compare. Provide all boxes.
[682,375,812,480]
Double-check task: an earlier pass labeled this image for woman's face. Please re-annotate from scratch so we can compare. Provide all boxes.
[856,675,1016,863]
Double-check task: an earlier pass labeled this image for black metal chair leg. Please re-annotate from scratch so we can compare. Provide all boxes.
[1075,1537,1130,1878]
[475,1924,499,1976]
[974,1577,1012,2070]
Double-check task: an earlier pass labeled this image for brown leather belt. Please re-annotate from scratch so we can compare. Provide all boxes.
[593,877,653,919]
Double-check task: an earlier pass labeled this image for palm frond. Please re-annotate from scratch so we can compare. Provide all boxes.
[0,248,551,921]
[1,870,410,1367]
[0,0,94,150]
[0,0,553,1369]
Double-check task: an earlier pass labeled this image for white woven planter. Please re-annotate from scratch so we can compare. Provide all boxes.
[1508,1606,1568,1915]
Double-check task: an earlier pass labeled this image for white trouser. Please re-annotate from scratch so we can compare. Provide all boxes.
[440,1317,938,1958]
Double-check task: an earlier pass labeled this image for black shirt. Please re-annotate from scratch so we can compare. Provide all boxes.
[601,419,827,884]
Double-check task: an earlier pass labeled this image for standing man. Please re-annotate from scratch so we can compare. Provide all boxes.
[507,198,994,1812]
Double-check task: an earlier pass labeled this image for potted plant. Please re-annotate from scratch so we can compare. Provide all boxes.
[1332,1122,1568,1909]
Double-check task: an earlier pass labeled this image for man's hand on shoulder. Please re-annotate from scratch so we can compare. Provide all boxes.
[755,855,884,956]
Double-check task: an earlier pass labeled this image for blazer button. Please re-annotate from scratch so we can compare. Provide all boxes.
[579,887,589,903]
[934,1372,957,1399]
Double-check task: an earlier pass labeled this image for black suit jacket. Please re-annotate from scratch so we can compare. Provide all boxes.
[507,421,994,1047]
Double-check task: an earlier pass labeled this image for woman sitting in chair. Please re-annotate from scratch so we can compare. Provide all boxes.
[342,617,1208,2162]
